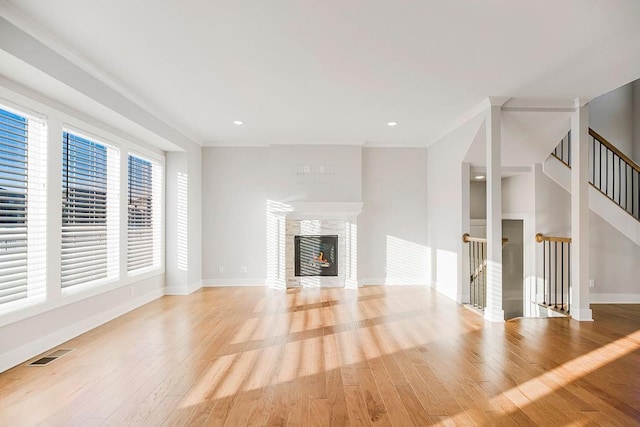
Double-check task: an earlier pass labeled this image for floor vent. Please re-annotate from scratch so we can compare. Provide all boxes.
[28,349,74,366]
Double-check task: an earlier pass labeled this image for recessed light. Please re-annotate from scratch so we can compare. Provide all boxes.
[387,121,398,127]
[474,175,485,180]
[233,120,244,125]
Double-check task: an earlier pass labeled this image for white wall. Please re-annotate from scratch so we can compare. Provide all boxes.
[267,145,362,202]
[0,275,164,373]
[427,115,483,301]
[0,82,166,373]
[534,164,571,237]
[502,173,534,214]
[165,148,204,294]
[634,80,640,163]
[535,163,640,301]
[201,146,431,286]
[202,145,363,286]
[589,82,634,157]
[358,148,429,284]
[165,152,188,291]
[201,147,268,285]
[589,211,640,300]
[470,181,486,219]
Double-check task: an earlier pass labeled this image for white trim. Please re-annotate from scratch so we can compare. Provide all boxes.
[62,123,119,150]
[0,286,164,374]
[202,278,266,287]
[0,12,201,148]
[165,279,203,295]
[0,80,165,156]
[0,268,164,328]
[382,278,430,286]
[268,202,363,220]
[590,293,640,304]
[358,278,429,286]
[358,278,385,286]
[0,95,47,122]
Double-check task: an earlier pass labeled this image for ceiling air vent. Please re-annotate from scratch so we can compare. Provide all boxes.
[28,349,74,366]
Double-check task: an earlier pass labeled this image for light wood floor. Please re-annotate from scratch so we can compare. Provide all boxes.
[1,287,640,426]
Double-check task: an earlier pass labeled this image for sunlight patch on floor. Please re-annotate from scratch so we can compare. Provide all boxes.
[438,329,640,424]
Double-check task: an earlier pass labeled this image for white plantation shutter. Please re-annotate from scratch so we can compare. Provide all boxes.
[62,131,119,289]
[0,105,46,310]
[127,154,162,272]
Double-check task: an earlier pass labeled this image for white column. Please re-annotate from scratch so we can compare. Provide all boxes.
[485,104,504,322]
[119,143,129,283]
[460,162,471,304]
[571,99,592,321]
[187,146,203,292]
[344,218,358,289]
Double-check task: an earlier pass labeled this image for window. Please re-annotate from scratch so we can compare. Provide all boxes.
[62,131,119,289]
[0,105,46,310]
[128,154,162,272]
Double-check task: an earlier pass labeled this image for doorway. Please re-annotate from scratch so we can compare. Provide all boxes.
[502,219,524,319]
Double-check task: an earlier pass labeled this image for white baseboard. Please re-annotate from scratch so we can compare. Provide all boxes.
[202,278,266,287]
[165,279,203,295]
[358,278,430,286]
[358,278,385,286]
[0,287,164,374]
[590,293,640,303]
[383,278,430,286]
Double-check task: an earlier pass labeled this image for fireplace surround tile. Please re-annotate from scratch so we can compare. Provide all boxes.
[266,202,361,289]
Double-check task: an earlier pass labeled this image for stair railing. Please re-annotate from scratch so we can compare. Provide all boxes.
[462,234,508,310]
[535,233,571,314]
[551,129,640,221]
[552,130,571,167]
[589,129,639,220]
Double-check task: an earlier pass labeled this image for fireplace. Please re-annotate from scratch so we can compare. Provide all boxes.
[266,201,361,288]
[295,235,338,276]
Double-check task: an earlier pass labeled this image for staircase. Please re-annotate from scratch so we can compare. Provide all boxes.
[544,128,640,246]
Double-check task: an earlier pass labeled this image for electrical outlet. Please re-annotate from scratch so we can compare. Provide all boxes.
[218,266,224,274]
[130,287,135,296]
[240,266,248,274]
[589,279,595,288]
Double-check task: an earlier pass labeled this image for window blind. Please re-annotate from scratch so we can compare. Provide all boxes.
[0,106,46,309]
[127,154,162,272]
[0,108,29,304]
[62,131,118,288]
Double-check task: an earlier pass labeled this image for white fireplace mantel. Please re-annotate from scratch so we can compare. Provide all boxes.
[269,202,363,220]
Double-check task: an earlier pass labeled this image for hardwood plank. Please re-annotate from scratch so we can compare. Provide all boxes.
[395,384,435,425]
[0,289,639,426]
[308,398,330,427]
[344,385,371,426]
[366,356,414,426]
[357,368,391,426]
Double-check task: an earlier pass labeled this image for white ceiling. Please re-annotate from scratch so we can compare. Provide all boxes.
[2,0,640,148]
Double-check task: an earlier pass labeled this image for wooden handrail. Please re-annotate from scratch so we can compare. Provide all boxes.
[462,233,508,245]
[589,128,640,173]
[535,233,571,243]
